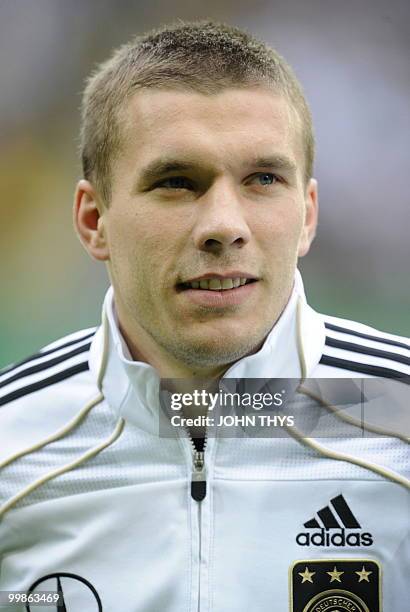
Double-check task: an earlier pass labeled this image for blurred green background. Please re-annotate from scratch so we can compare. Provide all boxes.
[1,0,409,368]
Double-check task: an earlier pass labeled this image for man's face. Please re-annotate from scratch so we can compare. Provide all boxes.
[98,87,317,372]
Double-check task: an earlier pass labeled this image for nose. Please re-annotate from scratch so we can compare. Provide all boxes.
[192,180,251,253]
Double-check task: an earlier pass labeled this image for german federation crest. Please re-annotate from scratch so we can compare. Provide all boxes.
[290,559,381,612]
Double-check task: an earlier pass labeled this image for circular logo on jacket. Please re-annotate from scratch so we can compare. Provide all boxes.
[303,589,369,612]
[26,572,102,611]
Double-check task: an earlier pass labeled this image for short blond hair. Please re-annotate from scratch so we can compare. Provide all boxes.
[81,20,315,204]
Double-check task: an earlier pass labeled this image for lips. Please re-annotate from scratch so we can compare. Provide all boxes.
[181,278,256,291]
[177,275,258,307]
[178,273,258,292]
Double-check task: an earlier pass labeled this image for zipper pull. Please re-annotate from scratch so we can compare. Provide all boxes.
[191,450,207,502]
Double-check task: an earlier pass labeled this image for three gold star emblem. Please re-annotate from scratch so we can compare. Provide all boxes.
[327,566,344,582]
[291,559,380,611]
[297,562,373,588]
[298,567,316,583]
[355,565,372,582]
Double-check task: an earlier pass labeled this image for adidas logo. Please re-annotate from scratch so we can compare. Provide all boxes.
[296,494,374,547]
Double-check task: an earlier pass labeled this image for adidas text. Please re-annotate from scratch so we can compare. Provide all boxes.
[296,528,373,547]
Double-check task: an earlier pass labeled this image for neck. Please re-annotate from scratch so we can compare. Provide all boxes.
[116,309,239,379]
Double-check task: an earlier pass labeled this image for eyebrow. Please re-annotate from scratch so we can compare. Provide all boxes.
[250,156,298,174]
[136,154,298,187]
[139,160,197,184]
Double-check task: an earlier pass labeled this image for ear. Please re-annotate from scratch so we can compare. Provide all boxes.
[298,178,319,258]
[73,180,109,261]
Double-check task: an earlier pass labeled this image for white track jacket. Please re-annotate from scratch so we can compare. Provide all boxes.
[0,273,409,612]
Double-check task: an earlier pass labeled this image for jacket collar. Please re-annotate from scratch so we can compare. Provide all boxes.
[89,271,325,429]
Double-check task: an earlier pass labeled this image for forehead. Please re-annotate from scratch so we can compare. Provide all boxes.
[118,87,303,174]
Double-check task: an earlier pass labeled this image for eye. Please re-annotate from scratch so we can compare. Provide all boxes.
[249,172,279,187]
[156,176,193,190]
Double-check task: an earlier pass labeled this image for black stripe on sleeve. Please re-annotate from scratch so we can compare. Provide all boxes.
[325,336,410,366]
[0,362,90,407]
[0,330,96,377]
[330,494,361,529]
[319,354,410,383]
[0,343,91,389]
[324,322,409,350]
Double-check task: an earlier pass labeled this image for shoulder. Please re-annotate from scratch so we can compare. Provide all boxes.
[0,327,99,460]
[314,312,409,380]
[0,326,97,406]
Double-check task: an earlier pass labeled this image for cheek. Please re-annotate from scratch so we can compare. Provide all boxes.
[106,205,185,287]
[253,198,304,247]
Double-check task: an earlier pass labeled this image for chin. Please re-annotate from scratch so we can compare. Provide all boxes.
[179,333,265,369]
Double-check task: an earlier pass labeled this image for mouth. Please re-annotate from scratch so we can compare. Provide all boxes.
[177,275,258,292]
[175,274,259,308]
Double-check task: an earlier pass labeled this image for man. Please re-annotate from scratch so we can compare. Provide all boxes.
[0,21,408,612]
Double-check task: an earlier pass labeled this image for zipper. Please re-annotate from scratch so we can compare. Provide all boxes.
[190,442,207,502]
[186,432,208,612]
